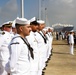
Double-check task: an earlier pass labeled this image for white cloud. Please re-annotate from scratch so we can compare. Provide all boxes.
[44,0,76,28]
[49,0,74,4]
[61,0,74,7]
[49,0,74,7]
[6,0,18,11]
[61,0,73,3]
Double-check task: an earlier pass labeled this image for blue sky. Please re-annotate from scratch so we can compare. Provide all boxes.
[0,0,76,29]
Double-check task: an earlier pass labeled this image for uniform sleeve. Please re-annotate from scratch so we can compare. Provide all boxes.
[9,42,22,72]
[0,35,5,47]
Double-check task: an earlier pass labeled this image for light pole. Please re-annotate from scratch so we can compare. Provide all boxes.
[42,0,45,20]
[45,7,47,24]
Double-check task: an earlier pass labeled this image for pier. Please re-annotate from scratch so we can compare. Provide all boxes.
[44,39,76,75]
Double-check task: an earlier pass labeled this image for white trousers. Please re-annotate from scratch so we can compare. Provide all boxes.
[30,71,38,75]
[0,62,7,75]
[70,44,74,55]
[0,46,9,75]
[38,70,42,75]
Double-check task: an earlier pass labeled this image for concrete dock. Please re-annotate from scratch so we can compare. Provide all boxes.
[44,39,76,75]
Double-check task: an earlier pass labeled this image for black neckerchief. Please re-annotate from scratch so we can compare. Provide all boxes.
[38,31,47,44]
[12,36,34,59]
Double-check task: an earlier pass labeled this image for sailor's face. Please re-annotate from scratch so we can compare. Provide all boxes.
[31,25,38,32]
[22,24,31,36]
[38,24,45,30]
[4,26,12,32]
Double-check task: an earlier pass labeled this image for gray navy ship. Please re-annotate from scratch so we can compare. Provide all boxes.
[52,23,74,32]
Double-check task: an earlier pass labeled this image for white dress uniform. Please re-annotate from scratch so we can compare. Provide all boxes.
[35,31,47,75]
[39,31,48,62]
[47,32,53,58]
[26,31,39,75]
[0,31,12,75]
[46,33,51,59]
[8,34,31,75]
[69,34,74,55]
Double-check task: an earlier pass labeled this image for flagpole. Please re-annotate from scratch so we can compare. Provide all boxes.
[21,0,24,18]
[39,0,41,19]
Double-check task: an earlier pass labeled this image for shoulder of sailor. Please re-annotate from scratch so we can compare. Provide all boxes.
[10,35,24,45]
[0,31,5,36]
[0,31,12,36]
[0,31,8,40]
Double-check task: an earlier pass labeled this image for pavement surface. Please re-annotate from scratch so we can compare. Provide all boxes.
[44,39,76,75]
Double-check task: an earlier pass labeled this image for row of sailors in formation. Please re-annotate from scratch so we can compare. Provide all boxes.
[0,17,53,75]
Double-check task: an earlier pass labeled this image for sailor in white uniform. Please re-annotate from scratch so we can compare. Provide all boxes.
[69,30,74,55]
[7,17,33,75]
[26,17,39,75]
[0,22,12,75]
[10,20,17,37]
[46,27,53,58]
[42,28,50,60]
[35,20,48,75]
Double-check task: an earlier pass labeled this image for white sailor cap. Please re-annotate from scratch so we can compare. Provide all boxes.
[2,21,12,27]
[30,17,36,22]
[15,17,30,25]
[42,28,48,32]
[37,20,45,24]
[12,20,16,28]
[46,27,54,30]
[29,17,39,25]
[70,30,74,32]
[3,21,12,25]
